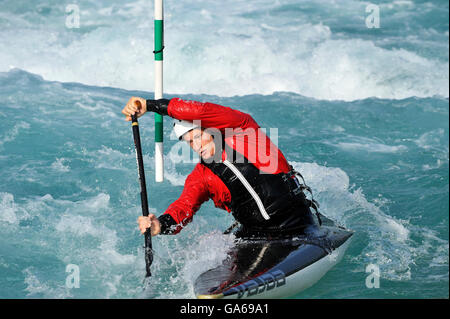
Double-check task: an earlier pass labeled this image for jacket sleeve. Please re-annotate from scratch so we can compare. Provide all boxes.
[167,98,259,131]
[158,164,210,234]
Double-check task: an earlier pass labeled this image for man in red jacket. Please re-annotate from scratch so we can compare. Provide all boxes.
[122,97,317,239]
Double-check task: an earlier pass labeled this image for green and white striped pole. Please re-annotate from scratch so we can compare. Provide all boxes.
[154,0,164,182]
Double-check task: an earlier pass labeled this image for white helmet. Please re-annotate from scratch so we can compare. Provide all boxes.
[173,119,199,140]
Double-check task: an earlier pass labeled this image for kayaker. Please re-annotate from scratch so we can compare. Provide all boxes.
[122,97,319,238]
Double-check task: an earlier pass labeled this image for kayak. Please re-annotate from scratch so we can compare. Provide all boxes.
[194,214,353,299]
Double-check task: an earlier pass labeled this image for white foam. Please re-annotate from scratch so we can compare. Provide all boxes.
[414,128,446,150]
[182,231,235,282]
[327,135,408,153]
[422,159,446,170]
[152,229,235,299]
[0,192,18,224]
[414,129,449,167]
[77,193,111,211]
[390,0,414,7]
[336,142,408,153]
[51,197,138,297]
[23,267,73,298]
[51,158,70,172]
[56,214,102,236]
[290,161,448,281]
[0,0,447,101]
[0,121,30,147]
[93,146,133,171]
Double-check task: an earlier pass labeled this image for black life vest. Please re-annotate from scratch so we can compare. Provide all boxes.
[201,145,315,234]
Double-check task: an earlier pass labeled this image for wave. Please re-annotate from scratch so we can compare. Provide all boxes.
[0,0,448,101]
[290,161,449,282]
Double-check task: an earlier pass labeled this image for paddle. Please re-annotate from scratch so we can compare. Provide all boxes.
[131,112,153,278]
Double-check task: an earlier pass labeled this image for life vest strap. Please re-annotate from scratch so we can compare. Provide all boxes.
[289,165,322,226]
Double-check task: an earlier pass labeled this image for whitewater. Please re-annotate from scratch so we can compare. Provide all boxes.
[0,0,448,298]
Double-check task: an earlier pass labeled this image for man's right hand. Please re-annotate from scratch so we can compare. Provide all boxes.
[138,214,161,237]
[122,97,147,121]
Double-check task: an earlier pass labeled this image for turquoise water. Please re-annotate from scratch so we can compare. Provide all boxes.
[0,0,448,298]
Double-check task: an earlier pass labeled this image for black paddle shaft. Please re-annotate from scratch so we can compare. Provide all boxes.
[131,114,153,277]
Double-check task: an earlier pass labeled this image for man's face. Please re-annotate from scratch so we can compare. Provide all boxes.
[183,128,216,160]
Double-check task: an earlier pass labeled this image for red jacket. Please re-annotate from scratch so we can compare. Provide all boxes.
[162,98,291,233]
